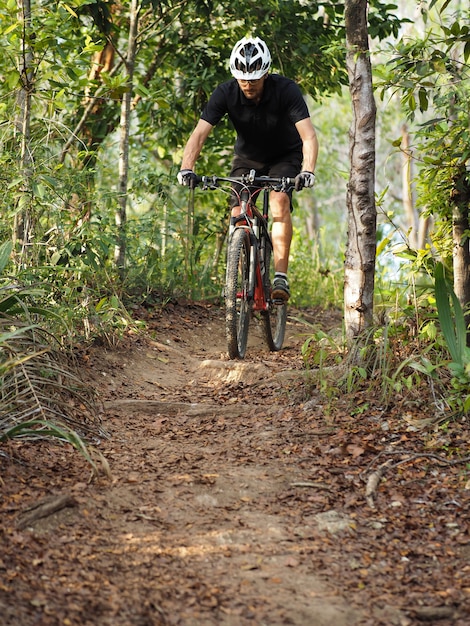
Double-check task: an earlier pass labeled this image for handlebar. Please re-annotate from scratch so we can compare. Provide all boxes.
[193,169,295,193]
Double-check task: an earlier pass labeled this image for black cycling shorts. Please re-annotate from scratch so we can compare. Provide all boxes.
[229,153,302,211]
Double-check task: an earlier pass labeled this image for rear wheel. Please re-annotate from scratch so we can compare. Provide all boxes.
[225,228,251,359]
[261,235,287,351]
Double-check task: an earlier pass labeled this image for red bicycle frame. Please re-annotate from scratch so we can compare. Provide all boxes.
[231,187,270,312]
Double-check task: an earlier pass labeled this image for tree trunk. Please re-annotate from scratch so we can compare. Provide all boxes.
[452,206,470,339]
[417,214,431,251]
[401,124,430,251]
[401,124,418,248]
[344,0,377,345]
[13,0,34,260]
[115,0,140,274]
[304,197,320,261]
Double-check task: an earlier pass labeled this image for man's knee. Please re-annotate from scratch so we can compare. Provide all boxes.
[270,193,291,219]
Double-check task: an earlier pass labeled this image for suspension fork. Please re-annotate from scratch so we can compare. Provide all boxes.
[251,191,271,310]
[229,193,250,239]
[258,188,271,277]
[263,187,269,219]
[227,192,257,300]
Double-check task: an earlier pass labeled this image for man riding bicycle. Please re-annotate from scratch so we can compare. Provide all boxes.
[178,36,319,302]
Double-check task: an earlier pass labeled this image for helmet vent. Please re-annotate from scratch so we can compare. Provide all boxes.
[230,37,271,80]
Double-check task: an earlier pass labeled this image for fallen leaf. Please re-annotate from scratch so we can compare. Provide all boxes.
[347,444,365,458]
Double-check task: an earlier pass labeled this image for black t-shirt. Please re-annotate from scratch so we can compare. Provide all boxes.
[200,74,310,163]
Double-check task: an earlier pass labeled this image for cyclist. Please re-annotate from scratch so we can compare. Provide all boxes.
[177,36,318,302]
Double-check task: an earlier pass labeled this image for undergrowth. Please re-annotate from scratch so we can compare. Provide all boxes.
[0,242,108,471]
[300,264,470,426]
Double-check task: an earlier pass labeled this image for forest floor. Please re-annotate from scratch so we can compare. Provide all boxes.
[1,301,469,626]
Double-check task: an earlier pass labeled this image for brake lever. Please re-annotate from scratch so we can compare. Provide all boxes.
[200,175,219,190]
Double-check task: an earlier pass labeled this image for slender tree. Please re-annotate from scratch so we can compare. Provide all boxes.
[115,0,140,273]
[14,0,34,259]
[451,170,470,335]
[401,124,417,248]
[344,0,377,345]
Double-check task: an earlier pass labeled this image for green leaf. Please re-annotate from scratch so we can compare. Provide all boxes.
[134,84,151,98]
[418,88,428,112]
[434,262,468,365]
[464,41,470,63]
[449,283,468,359]
[2,23,19,35]
[450,21,461,37]
[435,263,456,357]
[463,395,470,413]
[0,241,13,275]
[376,236,391,257]
[0,420,98,473]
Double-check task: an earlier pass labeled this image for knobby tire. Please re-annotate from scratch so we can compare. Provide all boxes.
[225,227,251,359]
[261,233,287,351]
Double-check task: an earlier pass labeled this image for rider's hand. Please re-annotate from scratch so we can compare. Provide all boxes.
[177,169,198,188]
[294,171,315,191]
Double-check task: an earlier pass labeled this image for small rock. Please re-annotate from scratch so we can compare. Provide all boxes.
[315,510,355,534]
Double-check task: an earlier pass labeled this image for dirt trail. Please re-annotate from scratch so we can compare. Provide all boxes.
[1,302,469,626]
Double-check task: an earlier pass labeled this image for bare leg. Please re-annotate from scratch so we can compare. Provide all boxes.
[269,191,292,274]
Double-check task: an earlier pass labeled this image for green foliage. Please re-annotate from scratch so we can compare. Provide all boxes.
[0,420,103,475]
[300,324,344,405]
[373,240,470,415]
[0,0,412,362]
[301,224,470,419]
[434,262,470,385]
[0,241,12,273]
[375,7,470,121]
[372,3,470,374]
[368,1,410,40]
[375,5,470,245]
[289,226,343,309]
[0,240,106,463]
[0,0,417,473]
[301,261,470,421]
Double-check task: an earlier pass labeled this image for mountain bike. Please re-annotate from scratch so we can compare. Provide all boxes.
[194,170,295,359]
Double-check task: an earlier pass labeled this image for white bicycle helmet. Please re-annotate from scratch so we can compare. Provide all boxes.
[229,37,271,80]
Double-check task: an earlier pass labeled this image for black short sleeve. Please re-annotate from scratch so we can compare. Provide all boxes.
[200,75,311,162]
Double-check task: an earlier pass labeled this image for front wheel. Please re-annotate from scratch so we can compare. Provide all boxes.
[261,236,287,351]
[225,228,251,359]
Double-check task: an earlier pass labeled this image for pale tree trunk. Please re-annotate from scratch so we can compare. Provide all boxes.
[453,206,470,305]
[452,204,470,340]
[417,214,431,251]
[344,0,377,345]
[401,124,417,248]
[115,0,140,274]
[448,41,470,337]
[14,0,34,261]
[304,197,320,261]
[401,124,430,250]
